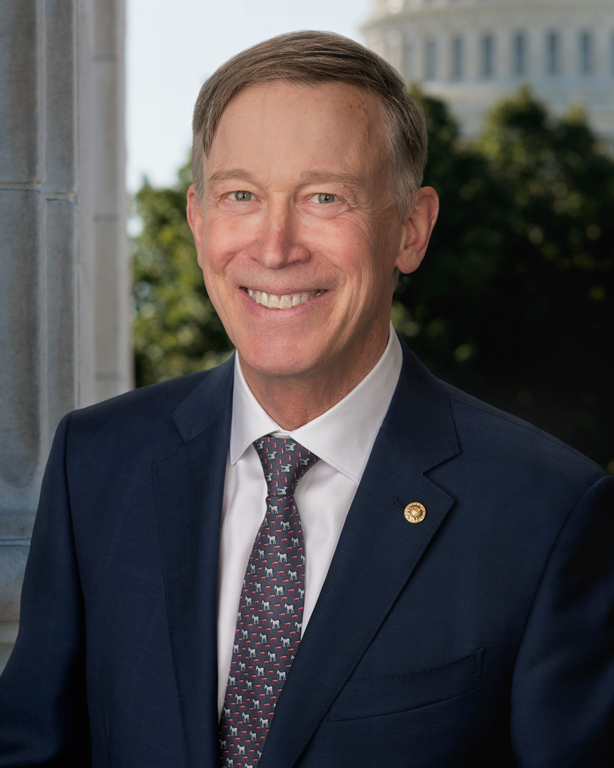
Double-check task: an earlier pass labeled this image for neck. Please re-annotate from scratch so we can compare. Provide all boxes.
[239,327,390,431]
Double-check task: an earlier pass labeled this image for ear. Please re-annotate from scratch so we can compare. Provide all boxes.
[395,187,439,275]
[186,184,204,248]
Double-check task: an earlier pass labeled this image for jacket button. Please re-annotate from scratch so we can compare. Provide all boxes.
[404,502,426,524]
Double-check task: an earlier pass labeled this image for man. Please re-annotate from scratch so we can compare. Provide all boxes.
[0,30,612,768]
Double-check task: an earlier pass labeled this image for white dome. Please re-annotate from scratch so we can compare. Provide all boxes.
[362,0,614,138]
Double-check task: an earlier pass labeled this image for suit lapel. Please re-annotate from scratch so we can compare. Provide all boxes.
[259,339,460,768]
[154,358,234,768]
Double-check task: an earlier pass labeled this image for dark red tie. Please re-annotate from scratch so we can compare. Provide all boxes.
[219,435,319,767]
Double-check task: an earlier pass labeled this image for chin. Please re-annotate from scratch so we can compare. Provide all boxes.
[238,342,322,380]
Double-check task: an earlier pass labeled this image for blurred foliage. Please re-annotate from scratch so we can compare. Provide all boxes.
[132,164,232,387]
[131,87,613,471]
[398,86,614,471]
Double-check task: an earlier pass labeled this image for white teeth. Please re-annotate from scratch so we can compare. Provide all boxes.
[246,288,324,309]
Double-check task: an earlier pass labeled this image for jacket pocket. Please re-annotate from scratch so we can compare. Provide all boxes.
[328,647,485,722]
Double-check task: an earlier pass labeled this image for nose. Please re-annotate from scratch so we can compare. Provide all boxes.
[253,201,309,269]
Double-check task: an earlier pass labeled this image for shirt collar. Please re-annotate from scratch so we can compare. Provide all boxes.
[230,323,403,484]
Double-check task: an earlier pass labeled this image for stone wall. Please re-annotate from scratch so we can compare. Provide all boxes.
[0,0,129,670]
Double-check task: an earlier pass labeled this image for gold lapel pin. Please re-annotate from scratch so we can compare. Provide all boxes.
[404,502,426,524]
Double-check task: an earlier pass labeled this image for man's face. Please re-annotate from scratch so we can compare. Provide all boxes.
[188,81,425,387]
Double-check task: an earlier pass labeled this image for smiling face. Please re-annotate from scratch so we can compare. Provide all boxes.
[188,81,432,399]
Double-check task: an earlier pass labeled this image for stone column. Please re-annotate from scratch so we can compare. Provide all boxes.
[386,29,405,75]
[529,25,545,80]
[0,0,128,670]
[93,0,131,402]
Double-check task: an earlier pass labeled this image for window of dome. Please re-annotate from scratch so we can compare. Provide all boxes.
[546,31,561,75]
[513,32,527,76]
[452,35,464,80]
[580,31,593,76]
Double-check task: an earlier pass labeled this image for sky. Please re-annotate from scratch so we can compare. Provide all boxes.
[126,0,374,193]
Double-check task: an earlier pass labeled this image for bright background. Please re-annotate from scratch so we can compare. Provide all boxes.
[126,0,372,192]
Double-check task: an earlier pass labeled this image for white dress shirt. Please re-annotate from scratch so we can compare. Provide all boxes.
[217,324,403,716]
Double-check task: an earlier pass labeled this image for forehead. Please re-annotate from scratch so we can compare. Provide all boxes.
[207,81,389,177]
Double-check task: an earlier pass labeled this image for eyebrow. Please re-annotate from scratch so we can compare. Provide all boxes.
[298,171,363,189]
[208,168,259,186]
[207,169,363,189]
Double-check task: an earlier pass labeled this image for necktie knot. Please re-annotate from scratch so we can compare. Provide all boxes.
[253,435,319,499]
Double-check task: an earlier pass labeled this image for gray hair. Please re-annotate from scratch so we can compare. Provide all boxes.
[191,30,427,216]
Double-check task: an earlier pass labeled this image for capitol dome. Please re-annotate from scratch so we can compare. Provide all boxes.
[362,0,614,138]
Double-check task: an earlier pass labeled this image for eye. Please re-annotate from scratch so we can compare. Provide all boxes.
[312,193,337,204]
[230,190,253,201]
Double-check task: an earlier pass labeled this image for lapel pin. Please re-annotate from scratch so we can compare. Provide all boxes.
[404,502,426,524]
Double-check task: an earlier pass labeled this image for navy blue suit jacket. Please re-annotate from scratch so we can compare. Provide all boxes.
[1,338,613,766]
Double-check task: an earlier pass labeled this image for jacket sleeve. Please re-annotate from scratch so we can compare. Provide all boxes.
[0,413,91,766]
[510,473,614,767]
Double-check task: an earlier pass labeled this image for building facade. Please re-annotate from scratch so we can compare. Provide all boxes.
[362,0,614,138]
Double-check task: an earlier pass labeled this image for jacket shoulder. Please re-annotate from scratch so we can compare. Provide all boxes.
[62,367,233,462]
[442,381,606,483]
[71,370,209,427]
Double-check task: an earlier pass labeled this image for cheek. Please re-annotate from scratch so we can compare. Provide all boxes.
[200,213,254,268]
[196,239,229,309]
[340,230,390,293]
[337,224,399,318]
[307,218,377,275]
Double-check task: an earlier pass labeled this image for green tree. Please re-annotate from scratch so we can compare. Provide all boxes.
[132,163,232,387]
[395,87,614,470]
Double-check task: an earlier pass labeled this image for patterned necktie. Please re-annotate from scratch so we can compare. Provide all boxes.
[219,435,319,767]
